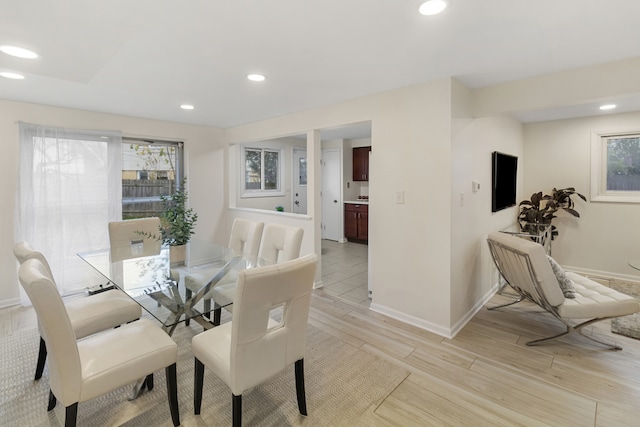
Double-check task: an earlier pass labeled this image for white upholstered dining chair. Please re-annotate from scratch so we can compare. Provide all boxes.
[257,223,304,264]
[191,253,318,426]
[108,217,163,262]
[13,242,142,380]
[18,257,180,427]
[183,219,264,325]
[203,222,304,326]
[228,218,265,258]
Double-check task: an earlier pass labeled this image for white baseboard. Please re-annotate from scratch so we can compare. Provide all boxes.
[0,297,20,309]
[370,282,500,340]
[450,282,500,338]
[369,302,455,339]
[564,265,640,283]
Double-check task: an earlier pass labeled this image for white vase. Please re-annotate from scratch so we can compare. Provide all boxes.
[170,244,186,265]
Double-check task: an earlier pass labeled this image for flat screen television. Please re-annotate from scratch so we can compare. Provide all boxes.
[491,151,518,212]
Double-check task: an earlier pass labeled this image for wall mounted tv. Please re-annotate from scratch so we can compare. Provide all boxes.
[491,151,518,212]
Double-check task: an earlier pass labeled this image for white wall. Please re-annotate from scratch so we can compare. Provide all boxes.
[524,111,640,280]
[0,99,224,306]
[450,80,525,333]
[224,79,455,334]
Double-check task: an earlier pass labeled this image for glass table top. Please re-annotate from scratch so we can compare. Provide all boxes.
[78,239,262,334]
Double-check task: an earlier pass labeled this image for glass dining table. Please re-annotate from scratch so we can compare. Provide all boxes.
[78,239,261,335]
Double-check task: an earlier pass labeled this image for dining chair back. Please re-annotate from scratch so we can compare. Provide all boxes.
[108,217,162,261]
[228,218,264,258]
[18,258,180,427]
[191,253,318,426]
[258,223,304,264]
[13,242,141,380]
[183,219,264,325]
[193,222,303,327]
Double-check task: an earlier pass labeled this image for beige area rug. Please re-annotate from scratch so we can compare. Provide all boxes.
[610,280,640,340]
[0,322,408,426]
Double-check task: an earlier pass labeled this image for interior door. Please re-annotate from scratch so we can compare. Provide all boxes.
[322,148,342,241]
[292,149,307,214]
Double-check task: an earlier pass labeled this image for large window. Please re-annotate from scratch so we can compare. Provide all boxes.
[15,123,122,300]
[242,145,283,196]
[591,131,640,203]
[122,139,183,218]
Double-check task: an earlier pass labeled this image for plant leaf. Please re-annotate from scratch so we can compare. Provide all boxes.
[563,208,580,217]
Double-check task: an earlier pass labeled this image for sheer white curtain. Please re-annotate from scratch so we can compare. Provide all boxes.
[15,122,122,304]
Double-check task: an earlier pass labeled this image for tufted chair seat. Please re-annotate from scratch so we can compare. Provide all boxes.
[558,272,640,319]
[487,231,640,349]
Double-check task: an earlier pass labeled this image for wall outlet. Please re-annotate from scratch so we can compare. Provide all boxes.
[396,190,405,204]
[472,180,480,193]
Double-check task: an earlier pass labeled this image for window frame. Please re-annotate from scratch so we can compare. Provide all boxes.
[240,144,284,198]
[122,138,184,218]
[591,130,640,203]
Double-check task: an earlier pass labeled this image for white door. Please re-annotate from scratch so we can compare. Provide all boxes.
[322,148,342,241]
[292,149,307,214]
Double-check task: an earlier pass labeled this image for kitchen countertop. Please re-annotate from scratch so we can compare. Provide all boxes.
[344,200,369,204]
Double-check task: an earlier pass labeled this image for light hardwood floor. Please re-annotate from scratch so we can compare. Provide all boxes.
[309,290,640,426]
[3,276,640,425]
[321,239,370,307]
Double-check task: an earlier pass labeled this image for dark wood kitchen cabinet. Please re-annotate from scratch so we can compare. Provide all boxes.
[344,203,368,243]
[352,146,371,181]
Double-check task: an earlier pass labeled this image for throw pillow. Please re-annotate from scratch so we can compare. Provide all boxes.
[547,255,576,299]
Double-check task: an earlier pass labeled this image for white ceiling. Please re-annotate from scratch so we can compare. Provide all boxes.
[2,0,640,135]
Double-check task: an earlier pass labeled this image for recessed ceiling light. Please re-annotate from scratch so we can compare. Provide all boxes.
[0,45,39,59]
[247,74,266,82]
[599,104,617,110]
[0,71,25,80]
[419,0,448,15]
[180,104,195,110]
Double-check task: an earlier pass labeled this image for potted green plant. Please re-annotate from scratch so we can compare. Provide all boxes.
[518,187,586,241]
[137,178,198,263]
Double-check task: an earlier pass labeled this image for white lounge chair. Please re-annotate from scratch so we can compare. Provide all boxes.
[487,231,640,350]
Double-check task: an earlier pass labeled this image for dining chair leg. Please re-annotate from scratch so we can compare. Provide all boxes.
[65,403,78,427]
[194,358,205,415]
[213,307,222,326]
[295,359,307,415]
[47,389,56,411]
[166,363,180,427]
[185,289,192,326]
[35,337,47,380]
[145,373,154,391]
[232,394,242,427]
[203,298,211,319]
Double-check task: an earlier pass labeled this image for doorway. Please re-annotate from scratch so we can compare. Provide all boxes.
[292,148,307,215]
[318,122,372,305]
[321,148,342,241]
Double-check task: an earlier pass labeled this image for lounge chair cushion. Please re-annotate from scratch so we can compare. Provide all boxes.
[557,272,640,319]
